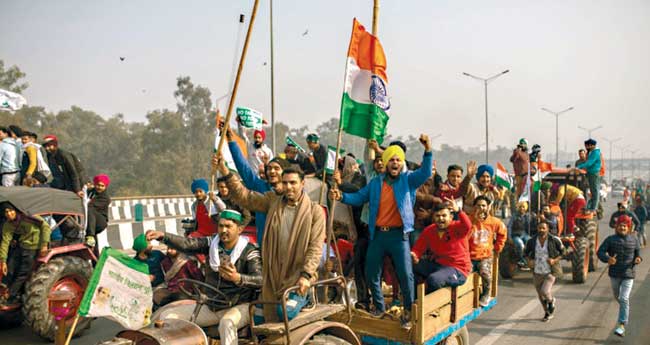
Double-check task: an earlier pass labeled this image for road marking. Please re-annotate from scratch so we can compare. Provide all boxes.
[474,285,562,345]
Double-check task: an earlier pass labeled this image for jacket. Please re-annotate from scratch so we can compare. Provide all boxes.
[523,234,565,276]
[224,173,325,321]
[469,215,507,260]
[47,148,82,192]
[633,205,647,231]
[229,140,273,244]
[508,213,532,237]
[412,211,472,276]
[509,148,529,176]
[163,233,262,308]
[577,148,602,175]
[597,233,642,279]
[341,151,433,240]
[0,215,51,261]
[88,189,112,220]
[463,183,503,215]
[0,138,20,173]
[20,142,52,182]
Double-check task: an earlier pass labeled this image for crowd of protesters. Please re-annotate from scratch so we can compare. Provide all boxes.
[0,120,645,341]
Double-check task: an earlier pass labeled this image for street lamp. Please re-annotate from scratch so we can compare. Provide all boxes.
[541,106,575,166]
[462,69,510,164]
[602,137,622,185]
[578,125,603,139]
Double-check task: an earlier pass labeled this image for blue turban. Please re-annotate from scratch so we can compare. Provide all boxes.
[476,164,494,180]
[191,178,209,193]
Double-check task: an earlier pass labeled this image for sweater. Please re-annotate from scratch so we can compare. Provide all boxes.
[412,211,472,276]
[469,215,507,260]
[597,233,641,279]
[0,216,51,260]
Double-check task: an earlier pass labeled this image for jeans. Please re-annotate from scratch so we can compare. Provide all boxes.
[610,277,634,325]
[586,174,600,211]
[512,234,530,262]
[365,230,414,312]
[414,259,467,294]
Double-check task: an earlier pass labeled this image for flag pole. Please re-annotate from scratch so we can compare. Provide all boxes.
[367,0,380,161]
[269,0,277,154]
[212,0,260,189]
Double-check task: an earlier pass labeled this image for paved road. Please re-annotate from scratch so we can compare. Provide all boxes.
[2,199,648,344]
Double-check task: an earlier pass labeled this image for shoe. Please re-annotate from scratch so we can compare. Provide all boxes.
[400,310,412,330]
[614,324,625,337]
[369,308,384,319]
[547,298,556,315]
[520,266,531,272]
[354,302,369,311]
[546,312,554,321]
[542,313,550,322]
[479,296,492,307]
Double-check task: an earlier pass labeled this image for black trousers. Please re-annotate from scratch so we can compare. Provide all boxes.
[9,247,36,298]
[353,236,370,304]
[86,208,108,237]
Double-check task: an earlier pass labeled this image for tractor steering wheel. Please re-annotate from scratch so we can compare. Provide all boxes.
[177,278,233,310]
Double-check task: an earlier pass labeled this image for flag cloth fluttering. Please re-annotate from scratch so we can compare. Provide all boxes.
[0,89,27,111]
[495,162,513,190]
[325,145,345,174]
[285,136,306,153]
[340,18,390,144]
[532,160,553,192]
[78,248,153,329]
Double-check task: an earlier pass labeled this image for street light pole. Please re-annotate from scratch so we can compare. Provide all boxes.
[602,137,622,185]
[628,149,639,178]
[620,144,630,179]
[578,125,603,139]
[541,106,575,166]
[462,69,510,164]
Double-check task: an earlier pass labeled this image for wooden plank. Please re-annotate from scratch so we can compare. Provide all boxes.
[456,291,476,318]
[421,286,452,311]
[473,271,480,308]
[415,284,426,345]
[492,253,499,297]
[328,312,412,344]
[421,304,451,341]
[457,273,476,297]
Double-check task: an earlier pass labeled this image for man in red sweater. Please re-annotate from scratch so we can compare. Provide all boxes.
[411,201,472,293]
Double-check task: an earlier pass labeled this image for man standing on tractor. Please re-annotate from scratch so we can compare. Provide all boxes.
[524,221,564,322]
[510,138,530,199]
[468,196,507,306]
[0,203,51,306]
[147,210,262,345]
[330,135,433,330]
[217,157,325,324]
[576,139,602,215]
[597,215,643,337]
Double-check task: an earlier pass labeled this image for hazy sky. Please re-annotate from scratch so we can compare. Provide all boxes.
[3,0,649,158]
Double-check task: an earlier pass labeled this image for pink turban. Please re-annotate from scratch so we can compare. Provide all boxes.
[93,174,111,187]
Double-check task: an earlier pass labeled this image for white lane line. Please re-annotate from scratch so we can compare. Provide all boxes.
[474,284,561,345]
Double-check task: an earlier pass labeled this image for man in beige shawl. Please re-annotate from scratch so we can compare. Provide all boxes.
[216,158,326,322]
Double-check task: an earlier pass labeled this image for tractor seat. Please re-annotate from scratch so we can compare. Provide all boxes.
[252,304,346,336]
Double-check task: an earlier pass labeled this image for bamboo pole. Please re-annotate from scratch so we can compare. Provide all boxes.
[269,0,277,154]
[63,314,80,345]
[212,0,261,187]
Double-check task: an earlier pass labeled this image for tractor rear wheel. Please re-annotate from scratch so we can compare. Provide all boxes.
[305,334,353,344]
[23,256,93,341]
[498,244,518,279]
[571,237,589,284]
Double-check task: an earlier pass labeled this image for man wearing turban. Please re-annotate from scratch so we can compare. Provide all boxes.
[330,134,433,330]
[248,129,274,174]
[462,161,504,216]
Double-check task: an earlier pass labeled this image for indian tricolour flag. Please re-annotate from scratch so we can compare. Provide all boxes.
[340,18,390,144]
[495,163,513,190]
[533,160,553,192]
[78,248,153,329]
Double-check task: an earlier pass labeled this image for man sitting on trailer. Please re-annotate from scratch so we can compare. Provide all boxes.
[146,210,262,345]
[411,202,472,294]
[330,134,433,330]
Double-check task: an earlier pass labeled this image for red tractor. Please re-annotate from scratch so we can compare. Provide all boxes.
[0,187,97,340]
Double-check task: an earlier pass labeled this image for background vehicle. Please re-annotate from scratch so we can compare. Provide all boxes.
[0,187,97,340]
[499,170,598,283]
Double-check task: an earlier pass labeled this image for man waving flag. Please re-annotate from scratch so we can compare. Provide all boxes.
[340,18,390,144]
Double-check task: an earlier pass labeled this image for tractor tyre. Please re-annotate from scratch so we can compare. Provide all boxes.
[571,237,589,284]
[583,220,599,272]
[498,244,517,279]
[305,334,353,344]
[23,256,93,341]
[439,326,469,345]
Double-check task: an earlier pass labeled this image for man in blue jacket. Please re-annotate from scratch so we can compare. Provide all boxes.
[330,134,432,330]
[223,127,289,245]
[577,138,601,215]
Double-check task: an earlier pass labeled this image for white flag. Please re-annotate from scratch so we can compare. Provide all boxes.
[236,106,264,130]
[78,248,153,329]
[325,145,345,174]
[215,132,239,174]
[0,89,27,111]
